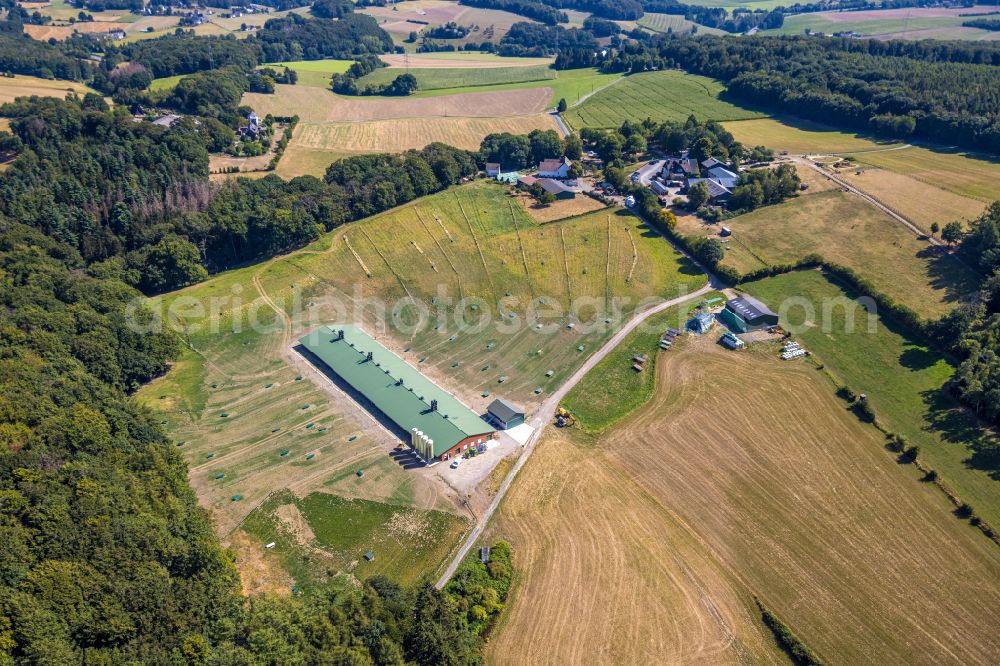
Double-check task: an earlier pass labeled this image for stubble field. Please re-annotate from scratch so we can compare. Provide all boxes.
[491,333,1000,664]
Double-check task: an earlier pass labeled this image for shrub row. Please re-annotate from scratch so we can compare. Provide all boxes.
[267,115,299,171]
[755,598,824,665]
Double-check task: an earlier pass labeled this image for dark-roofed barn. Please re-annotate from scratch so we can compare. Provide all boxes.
[487,399,525,430]
[720,296,779,332]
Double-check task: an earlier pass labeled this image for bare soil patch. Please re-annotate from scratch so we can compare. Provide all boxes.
[514,191,607,223]
[229,530,294,597]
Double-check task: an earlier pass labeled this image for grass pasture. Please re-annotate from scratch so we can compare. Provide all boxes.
[262,59,353,88]
[723,117,900,155]
[746,270,1000,530]
[237,490,467,593]
[356,64,555,91]
[562,294,722,433]
[854,146,1000,204]
[714,189,980,318]
[562,70,765,129]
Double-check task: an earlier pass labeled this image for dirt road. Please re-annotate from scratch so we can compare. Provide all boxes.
[434,279,714,588]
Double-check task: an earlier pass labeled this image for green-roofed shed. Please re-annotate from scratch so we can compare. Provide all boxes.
[299,325,495,462]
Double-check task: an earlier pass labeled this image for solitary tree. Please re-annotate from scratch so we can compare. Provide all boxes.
[930,221,940,237]
[942,221,963,246]
[696,238,724,266]
[557,98,567,113]
[686,181,710,210]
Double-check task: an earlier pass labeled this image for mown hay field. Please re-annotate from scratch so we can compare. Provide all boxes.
[723,117,900,154]
[357,64,555,91]
[597,334,1000,664]
[747,269,1000,529]
[0,74,97,104]
[492,333,1000,664]
[837,165,988,232]
[717,189,979,318]
[379,52,553,68]
[244,84,550,122]
[854,145,1000,203]
[278,114,559,178]
[488,425,788,665]
[562,70,765,129]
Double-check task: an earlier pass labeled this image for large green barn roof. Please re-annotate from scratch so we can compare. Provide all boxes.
[298,325,493,457]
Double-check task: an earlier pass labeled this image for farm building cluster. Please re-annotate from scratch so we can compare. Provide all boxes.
[652,154,741,205]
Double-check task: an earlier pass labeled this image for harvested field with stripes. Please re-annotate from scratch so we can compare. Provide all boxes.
[244,84,551,123]
[278,114,559,178]
[490,334,1000,665]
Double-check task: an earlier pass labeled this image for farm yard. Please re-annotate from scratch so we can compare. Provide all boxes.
[562,70,765,129]
[136,179,701,590]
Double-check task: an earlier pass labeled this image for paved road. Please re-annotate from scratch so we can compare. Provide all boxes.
[435,278,717,588]
[635,159,665,187]
[550,111,569,137]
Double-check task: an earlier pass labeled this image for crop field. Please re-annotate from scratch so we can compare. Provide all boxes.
[360,0,534,47]
[379,53,552,69]
[357,64,555,91]
[853,146,1000,204]
[747,270,1000,530]
[723,117,900,154]
[262,59,353,88]
[562,70,765,129]
[765,6,1000,40]
[715,189,980,318]
[24,20,129,40]
[636,11,726,35]
[237,490,467,593]
[244,84,550,122]
[0,74,97,104]
[562,294,722,433]
[136,180,700,585]
[278,114,559,178]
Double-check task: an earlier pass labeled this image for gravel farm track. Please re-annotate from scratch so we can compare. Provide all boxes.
[488,337,1000,665]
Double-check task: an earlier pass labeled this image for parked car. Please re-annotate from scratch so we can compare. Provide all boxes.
[450,459,460,469]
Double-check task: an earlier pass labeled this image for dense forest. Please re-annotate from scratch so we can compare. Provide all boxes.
[460,0,567,25]
[0,95,479,289]
[591,34,1000,154]
[0,236,504,658]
